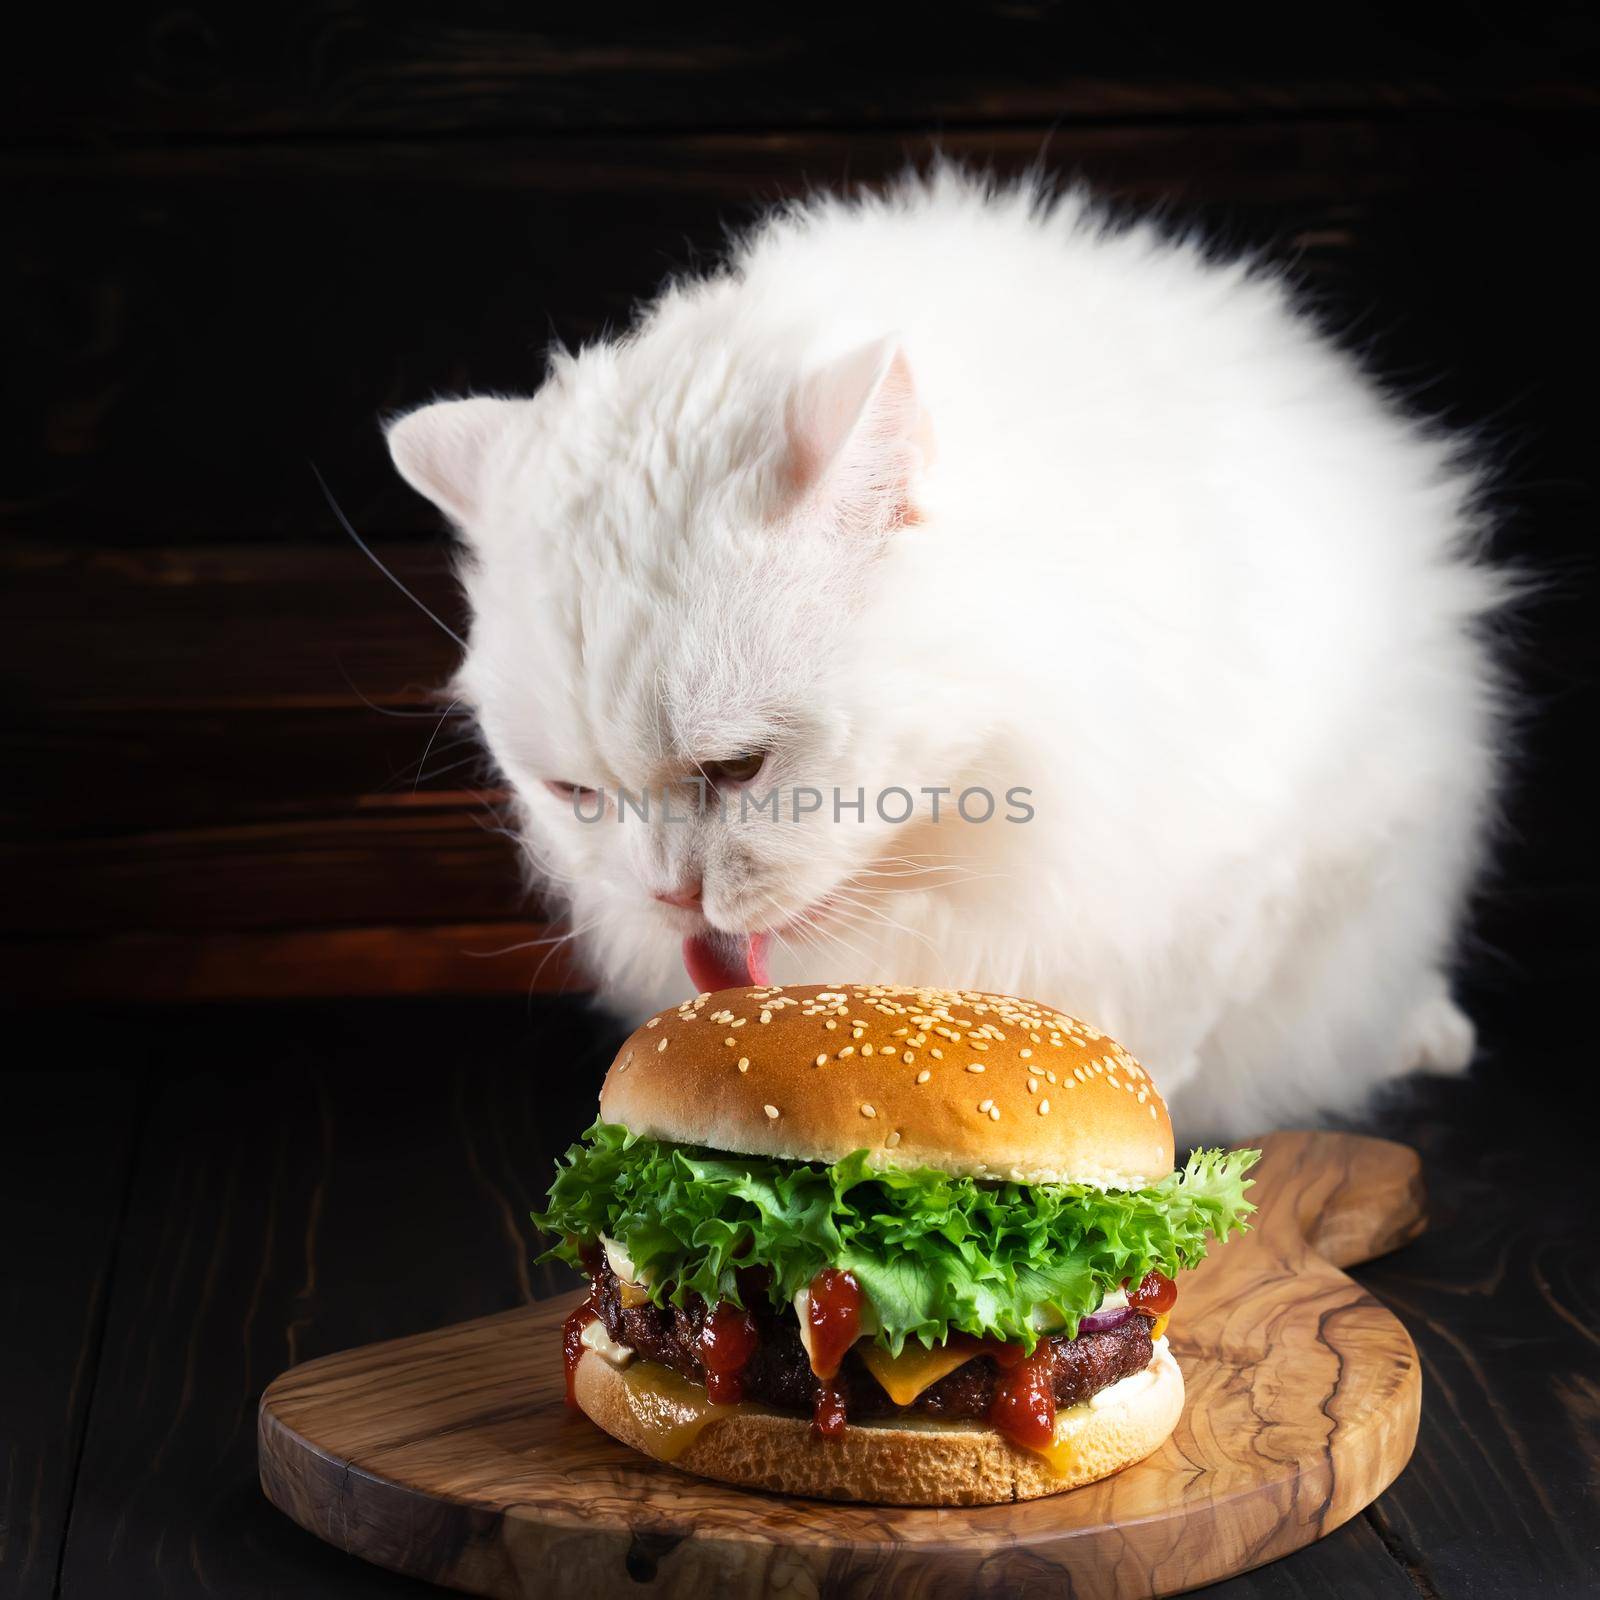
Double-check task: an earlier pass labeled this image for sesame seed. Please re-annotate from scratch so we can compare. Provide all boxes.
[861,1104,876,1118]
[1038,1099,1051,1115]
[764,1104,780,1119]
[646,1017,660,1028]
[725,1037,736,1046]
[760,1010,772,1024]
[657,1039,669,1053]
[1027,1078,1038,1092]
[815,1054,828,1067]
[1149,1105,1158,1119]
[916,1069,931,1084]
[861,1044,874,1057]
[930,1048,944,1060]
[1019,1048,1033,1059]
[902,1051,914,1065]
[835,1046,855,1059]
[886,1130,902,1148]
[978,1098,993,1113]
[989,1106,1000,1121]
[966,1063,985,1074]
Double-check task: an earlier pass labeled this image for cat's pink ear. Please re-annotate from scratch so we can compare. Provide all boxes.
[385,397,520,528]
[785,338,932,537]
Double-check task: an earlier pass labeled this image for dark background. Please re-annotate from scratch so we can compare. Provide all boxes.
[3,7,1598,1598]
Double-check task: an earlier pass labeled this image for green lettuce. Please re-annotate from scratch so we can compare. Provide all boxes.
[533,1121,1258,1354]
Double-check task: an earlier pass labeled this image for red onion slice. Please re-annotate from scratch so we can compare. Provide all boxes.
[1075,1305,1135,1335]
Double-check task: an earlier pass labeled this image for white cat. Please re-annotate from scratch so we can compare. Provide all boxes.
[386,164,1503,1138]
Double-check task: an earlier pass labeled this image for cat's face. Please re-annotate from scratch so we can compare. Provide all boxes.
[388,337,941,984]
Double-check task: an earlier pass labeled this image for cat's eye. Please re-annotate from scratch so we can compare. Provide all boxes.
[545,779,599,804]
[701,751,766,787]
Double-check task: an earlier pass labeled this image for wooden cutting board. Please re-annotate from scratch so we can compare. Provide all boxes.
[258,1130,1424,1598]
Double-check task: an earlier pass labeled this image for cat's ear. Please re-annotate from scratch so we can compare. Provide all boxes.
[785,337,933,538]
[385,397,521,528]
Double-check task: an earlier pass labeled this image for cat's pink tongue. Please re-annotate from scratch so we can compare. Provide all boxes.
[683,932,771,995]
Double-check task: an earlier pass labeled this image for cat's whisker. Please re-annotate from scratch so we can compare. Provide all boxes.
[852,862,979,880]
[847,867,1011,896]
[784,905,882,972]
[818,893,941,956]
[336,659,471,721]
[314,461,467,649]
[524,921,597,992]
[867,849,985,865]
[383,733,482,788]
[411,751,492,788]
[462,917,602,961]
[413,696,465,793]
[851,870,972,883]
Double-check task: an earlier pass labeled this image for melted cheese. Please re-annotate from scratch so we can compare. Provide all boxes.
[599,1234,652,1307]
[611,1358,738,1460]
[1032,1400,1095,1476]
[578,1318,636,1368]
[1150,1313,1170,1342]
[857,1341,977,1406]
[793,1289,818,1369]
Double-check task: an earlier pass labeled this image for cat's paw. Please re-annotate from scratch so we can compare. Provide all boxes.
[1403,988,1476,1074]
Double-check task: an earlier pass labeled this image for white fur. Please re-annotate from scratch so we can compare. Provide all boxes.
[388,166,1504,1139]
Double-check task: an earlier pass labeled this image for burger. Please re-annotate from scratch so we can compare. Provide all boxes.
[535,983,1258,1505]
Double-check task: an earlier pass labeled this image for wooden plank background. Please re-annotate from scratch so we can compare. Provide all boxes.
[3,5,1597,1001]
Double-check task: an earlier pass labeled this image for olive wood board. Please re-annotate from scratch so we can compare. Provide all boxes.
[258,1129,1424,1598]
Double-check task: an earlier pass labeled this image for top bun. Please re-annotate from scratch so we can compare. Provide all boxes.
[598,984,1173,1188]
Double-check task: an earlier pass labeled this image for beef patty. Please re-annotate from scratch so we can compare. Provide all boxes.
[592,1263,1155,1423]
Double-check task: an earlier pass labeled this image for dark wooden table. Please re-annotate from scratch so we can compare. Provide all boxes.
[4,988,1595,1600]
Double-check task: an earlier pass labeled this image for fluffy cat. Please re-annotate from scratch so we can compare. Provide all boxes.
[386,164,1503,1138]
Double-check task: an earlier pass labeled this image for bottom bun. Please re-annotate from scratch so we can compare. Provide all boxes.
[572,1339,1184,1506]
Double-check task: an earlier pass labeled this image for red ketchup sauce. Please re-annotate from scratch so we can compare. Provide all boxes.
[698,1302,760,1404]
[562,1290,599,1408]
[806,1268,864,1437]
[806,1268,863,1380]
[813,1379,849,1439]
[987,1342,1058,1451]
[1128,1269,1178,1317]
[561,1238,607,1408]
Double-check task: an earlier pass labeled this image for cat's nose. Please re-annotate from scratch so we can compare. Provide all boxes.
[653,880,704,911]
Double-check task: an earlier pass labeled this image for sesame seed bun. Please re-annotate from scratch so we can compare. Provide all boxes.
[598,984,1173,1188]
[572,1339,1184,1505]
